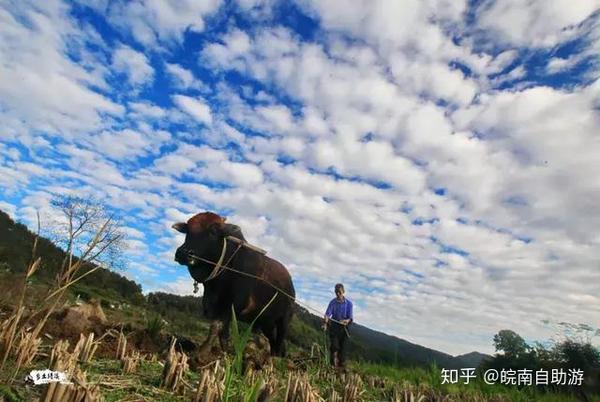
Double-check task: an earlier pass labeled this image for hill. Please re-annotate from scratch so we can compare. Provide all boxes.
[0,208,485,369]
[454,351,491,368]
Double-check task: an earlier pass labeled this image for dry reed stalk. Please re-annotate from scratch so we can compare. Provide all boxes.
[284,372,292,402]
[367,375,387,389]
[342,374,364,402]
[193,370,209,402]
[192,365,227,402]
[391,387,429,402]
[0,306,24,365]
[160,337,189,393]
[14,329,42,369]
[94,373,141,393]
[167,336,176,357]
[108,395,146,402]
[257,377,277,402]
[74,333,99,363]
[213,358,221,376]
[40,370,104,402]
[263,363,274,378]
[115,330,127,360]
[284,372,323,402]
[309,343,322,359]
[121,350,141,374]
[49,339,70,369]
[0,257,41,371]
[203,387,215,402]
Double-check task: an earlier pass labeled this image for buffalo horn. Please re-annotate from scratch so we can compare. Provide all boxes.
[172,222,188,233]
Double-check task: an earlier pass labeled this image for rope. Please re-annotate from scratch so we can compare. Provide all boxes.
[204,237,228,282]
[185,247,351,330]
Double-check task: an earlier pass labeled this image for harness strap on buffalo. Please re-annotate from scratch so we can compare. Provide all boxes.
[193,236,243,290]
[184,238,350,335]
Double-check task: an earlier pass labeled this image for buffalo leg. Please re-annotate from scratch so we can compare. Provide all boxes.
[259,323,277,355]
[273,313,291,357]
[218,310,232,351]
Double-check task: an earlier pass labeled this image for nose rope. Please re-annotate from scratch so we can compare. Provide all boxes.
[190,237,243,287]
[182,242,349,332]
[203,237,228,282]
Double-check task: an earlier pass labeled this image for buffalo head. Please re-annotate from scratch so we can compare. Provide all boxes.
[173,212,242,280]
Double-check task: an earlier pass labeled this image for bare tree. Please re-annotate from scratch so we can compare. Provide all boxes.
[0,194,127,376]
[45,195,126,294]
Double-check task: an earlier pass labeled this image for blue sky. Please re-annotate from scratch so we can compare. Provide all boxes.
[1,0,599,355]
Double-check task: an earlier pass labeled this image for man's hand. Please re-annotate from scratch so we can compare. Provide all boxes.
[341,319,350,326]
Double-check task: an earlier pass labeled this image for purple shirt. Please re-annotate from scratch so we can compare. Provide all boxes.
[325,297,353,322]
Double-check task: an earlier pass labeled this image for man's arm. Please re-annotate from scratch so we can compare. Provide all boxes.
[348,300,353,324]
[323,300,333,327]
[324,300,333,319]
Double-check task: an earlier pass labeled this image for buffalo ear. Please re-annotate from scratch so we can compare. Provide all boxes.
[172,222,188,233]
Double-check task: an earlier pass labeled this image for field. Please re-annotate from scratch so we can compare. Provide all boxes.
[1,272,596,402]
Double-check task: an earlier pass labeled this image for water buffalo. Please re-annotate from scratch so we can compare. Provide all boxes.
[173,212,295,356]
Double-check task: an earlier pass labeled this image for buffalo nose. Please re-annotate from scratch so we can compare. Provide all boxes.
[175,246,187,263]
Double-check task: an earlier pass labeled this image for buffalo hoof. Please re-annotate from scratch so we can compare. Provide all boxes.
[190,322,224,371]
[242,333,271,373]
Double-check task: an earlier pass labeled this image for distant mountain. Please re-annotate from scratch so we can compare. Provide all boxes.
[0,208,488,369]
[454,351,492,368]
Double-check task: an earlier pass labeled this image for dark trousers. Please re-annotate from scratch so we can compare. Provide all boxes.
[328,322,348,367]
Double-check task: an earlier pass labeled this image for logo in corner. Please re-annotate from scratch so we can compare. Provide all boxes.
[25,369,71,385]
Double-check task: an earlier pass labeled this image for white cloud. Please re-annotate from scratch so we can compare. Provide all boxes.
[129,101,167,119]
[256,105,295,133]
[0,0,123,141]
[452,85,600,244]
[57,144,129,187]
[0,201,17,218]
[123,226,146,239]
[299,0,467,52]
[475,0,599,47]
[165,63,207,90]
[156,276,201,296]
[173,94,213,125]
[83,128,170,161]
[202,28,252,67]
[197,159,265,187]
[112,44,154,86]
[130,261,158,276]
[107,0,222,46]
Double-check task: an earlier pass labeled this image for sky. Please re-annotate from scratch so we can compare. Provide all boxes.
[0,0,599,356]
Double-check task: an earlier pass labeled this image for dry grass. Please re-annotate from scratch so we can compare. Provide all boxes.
[121,350,141,374]
[74,333,99,364]
[40,369,104,402]
[160,337,189,393]
[284,372,324,402]
[14,329,42,369]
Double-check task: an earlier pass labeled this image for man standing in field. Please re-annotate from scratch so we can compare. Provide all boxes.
[323,283,353,370]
